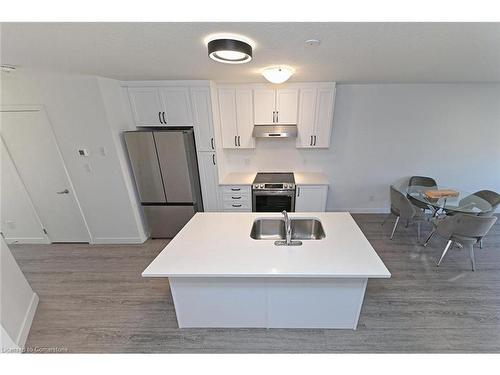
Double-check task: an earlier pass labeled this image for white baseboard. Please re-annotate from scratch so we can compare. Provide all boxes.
[16,293,39,347]
[328,208,390,214]
[4,237,50,245]
[92,237,147,244]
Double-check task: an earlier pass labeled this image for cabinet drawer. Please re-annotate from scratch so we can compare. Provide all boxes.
[221,185,251,195]
[222,201,252,210]
[222,193,251,202]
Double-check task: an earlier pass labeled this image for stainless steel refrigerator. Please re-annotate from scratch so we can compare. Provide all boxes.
[124,129,203,238]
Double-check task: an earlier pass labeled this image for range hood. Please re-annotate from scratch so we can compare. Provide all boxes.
[252,125,298,138]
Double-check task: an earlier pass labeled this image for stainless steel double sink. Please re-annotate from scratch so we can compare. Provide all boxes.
[250,217,326,243]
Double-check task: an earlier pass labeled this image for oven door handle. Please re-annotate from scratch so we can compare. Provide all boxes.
[253,190,295,196]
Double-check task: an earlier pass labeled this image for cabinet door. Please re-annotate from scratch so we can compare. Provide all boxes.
[160,87,193,125]
[276,89,298,124]
[313,88,336,148]
[253,88,276,124]
[235,89,255,149]
[191,87,215,152]
[218,88,239,149]
[197,152,220,212]
[296,88,317,148]
[128,87,164,126]
[295,185,328,212]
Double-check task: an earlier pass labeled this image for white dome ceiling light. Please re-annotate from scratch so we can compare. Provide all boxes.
[261,66,295,84]
[205,34,254,64]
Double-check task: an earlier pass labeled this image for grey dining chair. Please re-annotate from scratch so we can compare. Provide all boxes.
[407,175,438,213]
[455,189,500,248]
[382,185,424,240]
[423,213,497,271]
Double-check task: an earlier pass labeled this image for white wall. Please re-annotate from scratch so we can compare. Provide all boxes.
[218,84,500,212]
[0,236,39,351]
[1,71,146,243]
[1,139,48,244]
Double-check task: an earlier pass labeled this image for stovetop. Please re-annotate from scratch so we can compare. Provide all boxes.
[253,172,295,184]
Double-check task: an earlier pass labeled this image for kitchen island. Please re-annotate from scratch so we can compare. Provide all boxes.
[142,212,390,329]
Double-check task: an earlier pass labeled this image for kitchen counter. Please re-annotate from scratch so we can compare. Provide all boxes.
[142,212,390,329]
[220,172,329,186]
[143,212,389,278]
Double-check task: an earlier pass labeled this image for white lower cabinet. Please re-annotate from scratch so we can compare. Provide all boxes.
[197,152,220,212]
[295,185,328,212]
[220,185,252,211]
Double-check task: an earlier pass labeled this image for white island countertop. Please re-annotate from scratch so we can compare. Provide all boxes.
[142,212,390,278]
[220,172,329,185]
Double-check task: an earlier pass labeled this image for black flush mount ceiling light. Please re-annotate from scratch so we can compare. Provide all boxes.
[207,38,253,64]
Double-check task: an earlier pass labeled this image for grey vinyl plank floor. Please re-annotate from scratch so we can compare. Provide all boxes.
[10,214,500,353]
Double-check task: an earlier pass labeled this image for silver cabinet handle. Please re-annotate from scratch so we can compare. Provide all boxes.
[212,154,216,165]
[158,112,163,124]
[310,135,313,146]
[276,111,279,123]
[232,204,242,207]
[162,112,167,124]
[297,187,300,197]
[231,187,241,191]
[314,135,317,146]
[237,136,241,147]
[273,111,276,123]
[57,189,69,194]
[231,196,242,199]
[211,137,215,150]
[234,135,237,147]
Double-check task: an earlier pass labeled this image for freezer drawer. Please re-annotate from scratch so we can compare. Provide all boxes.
[144,205,195,238]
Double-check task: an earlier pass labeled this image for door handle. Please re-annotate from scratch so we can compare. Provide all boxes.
[314,135,317,146]
[211,137,215,150]
[162,112,167,124]
[57,189,69,194]
[212,154,216,165]
[310,135,313,146]
[158,112,163,124]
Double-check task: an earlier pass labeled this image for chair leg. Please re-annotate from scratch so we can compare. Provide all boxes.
[469,245,476,271]
[390,216,400,240]
[381,213,392,226]
[437,240,453,267]
[423,229,435,247]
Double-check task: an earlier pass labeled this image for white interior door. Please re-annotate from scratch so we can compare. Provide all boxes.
[1,110,90,243]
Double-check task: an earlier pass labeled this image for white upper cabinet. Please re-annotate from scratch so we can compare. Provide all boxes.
[275,89,298,124]
[160,87,193,126]
[217,87,255,149]
[253,87,298,125]
[128,87,164,126]
[127,86,193,127]
[253,89,276,125]
[296,84,336,148]
[191,87,215,152]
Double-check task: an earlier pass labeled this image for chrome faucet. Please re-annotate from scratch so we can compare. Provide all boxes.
[282,210,292,245]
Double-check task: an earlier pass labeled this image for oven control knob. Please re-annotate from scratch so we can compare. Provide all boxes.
[260,184,264,189]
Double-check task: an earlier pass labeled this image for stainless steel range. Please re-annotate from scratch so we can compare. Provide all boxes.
[252,172,296,212]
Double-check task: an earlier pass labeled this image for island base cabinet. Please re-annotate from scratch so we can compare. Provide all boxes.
[169,277,367,329]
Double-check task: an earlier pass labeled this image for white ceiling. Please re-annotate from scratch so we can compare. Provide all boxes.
[1,22,500,83]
